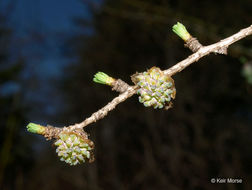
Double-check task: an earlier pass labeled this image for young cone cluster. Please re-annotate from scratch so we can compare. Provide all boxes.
[54,130,94,165]
[132,67,176,109]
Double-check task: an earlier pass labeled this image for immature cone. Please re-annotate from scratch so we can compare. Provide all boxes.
[132,67,176,109]
[54,130,94,165]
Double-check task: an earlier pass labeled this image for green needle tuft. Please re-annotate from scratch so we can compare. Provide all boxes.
[93,72,115,85]
[27,123,45,134]
[172,22,191,41]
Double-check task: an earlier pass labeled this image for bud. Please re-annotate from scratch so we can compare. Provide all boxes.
[26,123,45,135]
[172,22,191,41]
[93,72,115,86]
[132,67,176,109]
[54,130,94,165]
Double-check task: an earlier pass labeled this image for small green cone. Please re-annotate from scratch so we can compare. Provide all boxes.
[26,123,45,135]
[172,22,191,41]
[93,72,115,86]
[54,131,94,165]
[133,67,176,109]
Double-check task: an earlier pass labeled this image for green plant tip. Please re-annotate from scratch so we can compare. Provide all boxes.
[93,72,115,85]
[26,123,45,134]
[172,22,191,41]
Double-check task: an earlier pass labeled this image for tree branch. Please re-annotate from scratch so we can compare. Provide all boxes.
[164,25,252,76]
[64,24,252,131]
[67,85,138,131]
[27,24,252,139]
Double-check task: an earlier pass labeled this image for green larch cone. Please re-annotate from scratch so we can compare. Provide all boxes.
[132,67,176,109]
[54,130,94,165]
[172,22,191,41]
[93,72,115,86]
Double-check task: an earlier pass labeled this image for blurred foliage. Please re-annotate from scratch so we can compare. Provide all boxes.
[0,14,33,189]
[242,62,252,84]
[240,57,252,85]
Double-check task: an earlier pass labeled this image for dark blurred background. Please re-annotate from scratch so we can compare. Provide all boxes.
[0,0,252,189]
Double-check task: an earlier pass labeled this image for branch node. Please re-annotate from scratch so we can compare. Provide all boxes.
[43,125,62,140]
[112,79,131,93]
[185,37,203,52]
[214,46,228,55]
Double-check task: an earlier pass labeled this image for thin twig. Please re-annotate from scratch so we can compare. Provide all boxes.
[68,85,138,131]
[65,24,252,131]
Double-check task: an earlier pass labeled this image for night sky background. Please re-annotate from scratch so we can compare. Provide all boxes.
[0,0,252,190]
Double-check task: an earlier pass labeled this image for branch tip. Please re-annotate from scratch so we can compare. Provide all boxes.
[93,72,115,85]
[26,123,46,135]
[172,22,191,41]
